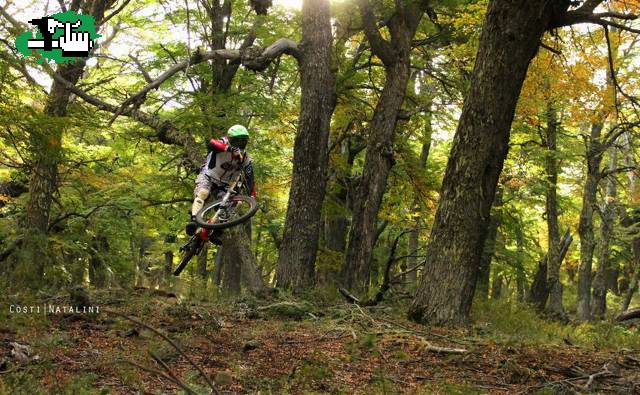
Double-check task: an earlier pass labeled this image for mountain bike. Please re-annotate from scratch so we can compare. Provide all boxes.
[173,173,258,276]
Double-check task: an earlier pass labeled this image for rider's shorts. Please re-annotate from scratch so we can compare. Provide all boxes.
[194,173,225,199]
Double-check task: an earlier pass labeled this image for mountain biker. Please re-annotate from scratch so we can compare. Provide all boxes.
[185,124,256,244]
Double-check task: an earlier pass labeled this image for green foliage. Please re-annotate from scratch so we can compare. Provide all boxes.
[473,300,640,350]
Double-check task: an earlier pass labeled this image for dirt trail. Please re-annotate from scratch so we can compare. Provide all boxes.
[1,292,639,394]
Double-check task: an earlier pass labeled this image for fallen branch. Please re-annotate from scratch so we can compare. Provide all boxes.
[616,308,640,322]
[149,350,197,395]
[421,341,467,354]
[118,358,197,395]
[339,229,422,307]
[103,308,218,394]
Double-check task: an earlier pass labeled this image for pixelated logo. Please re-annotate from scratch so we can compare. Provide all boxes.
[14,11,100,64]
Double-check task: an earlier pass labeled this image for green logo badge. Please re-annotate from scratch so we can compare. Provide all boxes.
[15,11,100,64]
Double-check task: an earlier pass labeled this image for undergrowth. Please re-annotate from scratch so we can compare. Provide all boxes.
[472,299,640,350]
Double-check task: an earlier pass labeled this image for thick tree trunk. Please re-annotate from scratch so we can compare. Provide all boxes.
[576,122,605,321]
[476,187,503,300]
[221,244,241,296]
[275,0,335,291]
[592,147,618,318]
[221,226,266,293]
[163,250,173,285]
[22,62,86,286]
[212,247,224,286]
[89,235,109,288]
[491,269,503,300]
[544,104,565,319]
[623,258,640,311]
[343,0,425,292]
[343,60,411,292]
[409,0,563,325]
[19,0,109,287]
[197,243,209,280]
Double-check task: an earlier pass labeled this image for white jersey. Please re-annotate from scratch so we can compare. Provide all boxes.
[203,150,252,185]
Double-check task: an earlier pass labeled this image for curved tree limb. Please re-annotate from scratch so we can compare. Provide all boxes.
[111,39,300,122]
[357,0,395,66]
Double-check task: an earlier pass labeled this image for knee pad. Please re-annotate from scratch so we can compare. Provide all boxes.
[191,189,210,215]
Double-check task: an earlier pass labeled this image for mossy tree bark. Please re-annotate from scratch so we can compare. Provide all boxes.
[476,186,503,300]
[342,0,427,293]
[544,104,565,319]
[275,0,335,291]
[576,122,605,320]
[592,147,618,318]
[409,0,571,325]
[19,0,111,287]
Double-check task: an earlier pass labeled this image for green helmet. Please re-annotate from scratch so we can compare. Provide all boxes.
[227,124,249,138]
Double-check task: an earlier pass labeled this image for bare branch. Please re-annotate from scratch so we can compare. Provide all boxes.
[603,25,640,109]
[148,351,198,395]
[110,39,300,122]
[37,61,204,170]
[127,54,153,83]
[56,0,67,12]
[48,204,118,231]
[600,165,638,180]
[118,359,197,395]
[604,121,640,148]
[100,0,133,26]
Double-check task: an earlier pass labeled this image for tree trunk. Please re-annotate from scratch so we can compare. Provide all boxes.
[528,229,572,311]
[343,4,422,292]
[275,0,335,291]
[221,245,241,296]
[529,256,549,310]
[163,250,173,286]
[476,187,503,300]
[325,216,349,253]
[621,130,639,312]
[623,257,640,311]
[197,243,209,280]
[592,147,618,318]
[408,106,433,287]
[325,137,366,255]
[491,269,503,300]
[515,221,527,302]
[212,247,224,287]
[19,0,109,287]
[89,235,109,288]
[576,122,605,320]
[343,61,411,292]
[544,104,565,319]
[221,226,266,293]
[409,0,563,325]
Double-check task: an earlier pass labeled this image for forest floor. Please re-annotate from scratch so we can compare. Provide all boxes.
[1,287,640,394]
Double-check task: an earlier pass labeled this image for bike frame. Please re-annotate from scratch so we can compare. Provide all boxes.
[195,173,244,241]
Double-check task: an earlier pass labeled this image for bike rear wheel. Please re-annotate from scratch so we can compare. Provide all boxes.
[173,237,203,276]
[195,195,257,230]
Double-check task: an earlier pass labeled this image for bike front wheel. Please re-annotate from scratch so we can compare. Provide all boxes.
[195,195,258,230]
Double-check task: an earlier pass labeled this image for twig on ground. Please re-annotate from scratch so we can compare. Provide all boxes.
[149,350,197,395]
[118,359,197,395]
[103,308,218,394]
